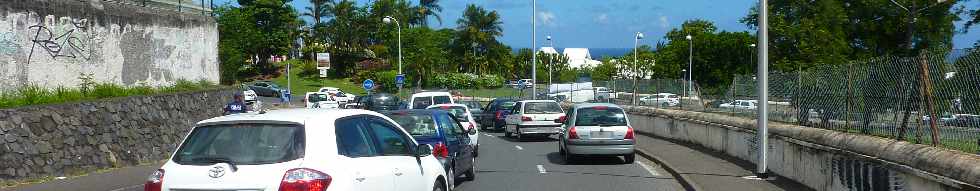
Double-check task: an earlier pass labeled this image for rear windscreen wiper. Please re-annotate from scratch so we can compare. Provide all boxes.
[192,156,239,172]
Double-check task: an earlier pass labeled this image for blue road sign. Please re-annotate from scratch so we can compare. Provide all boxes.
[395,74,406,88]
[363,79,375,90]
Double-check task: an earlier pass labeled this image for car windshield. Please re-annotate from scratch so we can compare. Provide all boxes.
[173,123,304,165]
[575,107,628,126]
[433,106,470,121]
[387,113,439,138]
[524,102,562,114]
[308,94,330,102]
[370,95,400,106]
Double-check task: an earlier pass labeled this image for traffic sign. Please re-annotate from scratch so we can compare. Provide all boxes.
[395,74,406,88]
[363,79,375,90]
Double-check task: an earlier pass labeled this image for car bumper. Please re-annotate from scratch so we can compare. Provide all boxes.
[518,126,561,134]
[566,144,635,155]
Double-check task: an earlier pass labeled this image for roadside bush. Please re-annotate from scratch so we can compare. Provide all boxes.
[0,79,223,109]
[429,73,504,89]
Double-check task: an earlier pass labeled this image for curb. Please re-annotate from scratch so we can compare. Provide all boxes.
[635,140,701,191]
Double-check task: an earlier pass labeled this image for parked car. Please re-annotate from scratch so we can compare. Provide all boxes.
[480,98,519,131]
[516,79,534,88]
[410,91,454,109]
[504,100,566,140]
[345,96,366,109]
[362,93,402,112]
[304,92,340,109]
[427,104,480,157]
[242,89,257,104]
[383,110,477,190]
[950,114,980,128]
[557,103,636,164]
[594,87,611,101]
[319,87,356,105]
[719,100,757,110]
[639,93,680,107]
[246,81,282,97]
[144,109,449,191]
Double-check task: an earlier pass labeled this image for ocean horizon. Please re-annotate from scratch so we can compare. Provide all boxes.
[517,47,632,59]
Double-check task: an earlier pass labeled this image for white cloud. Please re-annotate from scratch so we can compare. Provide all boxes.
[537,11,556,26]
[595,13,609,24]
[659,15,669,29]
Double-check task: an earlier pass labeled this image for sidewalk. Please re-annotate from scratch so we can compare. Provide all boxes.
[634,134,812,191]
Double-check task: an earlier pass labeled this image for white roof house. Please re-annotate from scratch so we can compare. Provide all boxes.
[538,47,559,55]
[561,48,602,68]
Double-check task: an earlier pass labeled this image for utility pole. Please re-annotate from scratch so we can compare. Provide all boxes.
[756,0,770,178]
[531,0,537,99]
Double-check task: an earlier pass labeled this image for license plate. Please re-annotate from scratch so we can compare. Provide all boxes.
[591,131,613,138]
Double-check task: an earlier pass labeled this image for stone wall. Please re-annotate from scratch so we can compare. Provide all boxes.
[0,88,234,181]
[625,106,980,191]
[0,0,219,92]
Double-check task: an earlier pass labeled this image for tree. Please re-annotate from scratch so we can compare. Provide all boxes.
[302,0,334,25]
[418,0,443,27]
[655,19,755,93]
[214,0,301,83]
[455,4,503,74]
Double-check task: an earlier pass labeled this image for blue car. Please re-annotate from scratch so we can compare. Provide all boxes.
[383,109,477,189]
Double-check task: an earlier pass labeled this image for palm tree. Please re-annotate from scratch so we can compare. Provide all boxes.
[417,0,442,27]
[456,4,503,73]
[302,0,335,25]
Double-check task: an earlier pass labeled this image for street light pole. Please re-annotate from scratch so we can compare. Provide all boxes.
[383,16,403,96]
[756,0,770,178]
[633,32,643,105]
[547,35,552,93]
[531,0,537,99]
[686,34,693,98]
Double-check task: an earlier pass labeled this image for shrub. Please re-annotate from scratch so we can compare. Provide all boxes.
[429,73,504,89]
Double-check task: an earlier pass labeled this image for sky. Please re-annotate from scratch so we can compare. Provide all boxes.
[213,0,980,49]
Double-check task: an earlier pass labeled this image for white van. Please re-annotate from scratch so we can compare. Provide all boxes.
[409,92,454,109]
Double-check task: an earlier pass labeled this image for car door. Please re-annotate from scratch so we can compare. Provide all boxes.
[505,102,524,132]
[436,113,469,175]
[446,115,474,172]
[334,116,394,191]
[363,116,428,191]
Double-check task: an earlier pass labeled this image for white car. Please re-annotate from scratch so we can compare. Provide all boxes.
[410,92,454,109]
[145,109,449,191]
[243,89,258,104]
[427,104,480,156]
[516,79,534,88]
[305,92,340,109]
[719,100,758,110]
[319,87,356,105]
[558,103,636,164]
[639,93,679,107]
[504,100,566,141]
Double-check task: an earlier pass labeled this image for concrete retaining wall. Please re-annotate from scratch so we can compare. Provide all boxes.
[0,89,234,182]
[0,0,219,91]
[625,106,980,191]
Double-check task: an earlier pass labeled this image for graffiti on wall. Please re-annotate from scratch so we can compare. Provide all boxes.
[27,18,92,64]
[0,32,19,55]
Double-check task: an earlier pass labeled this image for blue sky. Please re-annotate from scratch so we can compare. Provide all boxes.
[214,0,980,49]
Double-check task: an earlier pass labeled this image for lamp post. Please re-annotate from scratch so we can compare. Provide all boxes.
[633,32,644,105]
[383,16,402,95]
[756,0,770,179]
[547,35,552,92]
[685,34,693,98]
[531,0,537,98]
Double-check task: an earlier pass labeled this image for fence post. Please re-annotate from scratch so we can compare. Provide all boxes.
[918,51,941,146]
[846,64,853,131]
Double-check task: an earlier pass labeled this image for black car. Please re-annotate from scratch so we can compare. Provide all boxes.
[362,93,402,112]
[480,98,519,131]
[247,81,283,97]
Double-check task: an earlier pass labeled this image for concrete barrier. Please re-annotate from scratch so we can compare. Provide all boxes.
[625,105,980,191]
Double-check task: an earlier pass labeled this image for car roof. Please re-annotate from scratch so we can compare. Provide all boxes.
[573,103,622,110]
[196,109,380,126]
[411,92,452,97]
[518,100,558,103]
[382,109,448,115]
[428,104,468,109]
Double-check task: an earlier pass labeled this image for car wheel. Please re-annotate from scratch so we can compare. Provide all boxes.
[661,103,669,107]
[515,126,524,141]
[464,157,476,181]
[504,130,511,138]
[563,151,575,164]
[434,180,446,191]
[447,167,455,191]
[624,153,635,164]
[474,146,479,158]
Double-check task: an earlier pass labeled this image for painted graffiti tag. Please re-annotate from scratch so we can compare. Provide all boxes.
[27,18,91,64]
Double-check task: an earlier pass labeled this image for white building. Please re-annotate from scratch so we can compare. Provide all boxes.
[562,48,602,68]
[538,47,559,55]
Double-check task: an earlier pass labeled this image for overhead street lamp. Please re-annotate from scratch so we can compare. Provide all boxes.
[383,16,403,95]
[632,32,644,105]
[685,34,693,98]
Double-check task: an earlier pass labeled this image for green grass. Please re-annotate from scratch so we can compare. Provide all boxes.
[0,79,222,109]
[267,72,367,96]
[457,88,523,99]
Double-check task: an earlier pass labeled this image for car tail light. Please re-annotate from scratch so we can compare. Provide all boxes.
[624,126,635,140]
[594,106,608,110]
[496,111,504,120]
[279,168,331,191]
[143,169,164,191]
[468,122,476,130]
[568,126,579,139]
[554,115,567,123]
[522,116,532,121]
[440,105,451,109]
[433,142,449,158]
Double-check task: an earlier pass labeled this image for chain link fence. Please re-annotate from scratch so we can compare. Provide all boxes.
[604,49,980,154]
[101,0,214,15]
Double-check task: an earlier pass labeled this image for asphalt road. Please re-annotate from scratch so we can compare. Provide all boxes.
[2,129,681,191]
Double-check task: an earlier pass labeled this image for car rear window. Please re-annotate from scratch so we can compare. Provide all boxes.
[433,96,452,104]
[412,97,433,109]
[575,107,627,126]
[668,95,679,98]
[524,102,562,114]
[433,106,470,121]
[498,101,516,110]
[173,123,304,165]
[387,113,439,138]
[462,101,482,111]
[308,94,330,102]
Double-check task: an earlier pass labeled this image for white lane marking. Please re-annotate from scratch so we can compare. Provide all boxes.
[484,133,493,137]
[638,160,662,177]
[515,145,523,150]
[537,165,547,174]
[108,184,143,191]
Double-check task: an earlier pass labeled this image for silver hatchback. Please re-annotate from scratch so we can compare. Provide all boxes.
[557,103,636,164]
